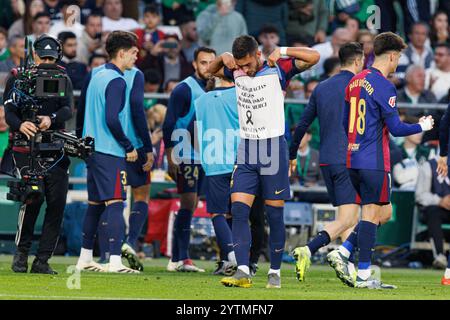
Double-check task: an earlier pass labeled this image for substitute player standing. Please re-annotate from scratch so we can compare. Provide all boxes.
[289,43,364,282]
[343,32,434,289]
[77,65,154,272]
[163,47,216,272]
[75,31,140,273]
[436,102,450,286]
[209,35,319,288]
[194,77,239,275]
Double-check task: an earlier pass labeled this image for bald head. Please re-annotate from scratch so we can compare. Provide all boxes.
[332,28,353,48]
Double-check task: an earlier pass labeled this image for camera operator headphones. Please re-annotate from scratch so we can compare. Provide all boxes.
[33,34,63,62]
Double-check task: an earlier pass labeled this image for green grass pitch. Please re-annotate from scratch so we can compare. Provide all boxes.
[0,256,448,300]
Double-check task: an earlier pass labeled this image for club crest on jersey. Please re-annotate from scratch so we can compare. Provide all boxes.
[388,96,396,108]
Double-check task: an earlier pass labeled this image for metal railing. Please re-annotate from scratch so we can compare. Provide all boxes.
[0,89,448,110]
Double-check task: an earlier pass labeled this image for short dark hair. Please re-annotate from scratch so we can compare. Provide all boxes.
[86,13,102,24]
[288,35,314,48]
[144,3,160,15]
[58,31,77,44]
[258,24,279,37]
[88,53,108,66]
[59,0,78,7]
[105,31,138,59]
[144,69,162,85]
[193,46,216,61]
[232,35,259,59]
[373,32,407,56]
[338,42,363,66]
[323,57,341,74]
[33,12,51,22]
[409,21,429,35]
[435,42,450,52]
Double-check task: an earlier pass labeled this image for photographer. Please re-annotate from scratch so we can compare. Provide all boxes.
[137,34,194,90]
[3,34,73,274]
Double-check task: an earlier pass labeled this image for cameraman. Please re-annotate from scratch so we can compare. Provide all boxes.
[3,34,73,274]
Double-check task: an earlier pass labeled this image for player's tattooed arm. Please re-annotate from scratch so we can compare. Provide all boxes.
[286,47,320,71]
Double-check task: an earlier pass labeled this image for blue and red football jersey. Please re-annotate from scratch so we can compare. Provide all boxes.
[344,67,400,172]
[224,58,301,91]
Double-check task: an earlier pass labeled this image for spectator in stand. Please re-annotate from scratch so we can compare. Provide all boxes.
[0,36,24,73]
[180,18,199,63]
[0,105,8,162]
[345,16,359,41]
[28,12,51,43]
[8,0,45,41]
[196,0,247,54]
[161,0,194,26]
[319,57,340,82]
[393,117,431,190]
[143,69,162,110]
[357,29,375,69]
[135,4,166,64]
[0,0,23,29]
[58,31,88,90]
[43,0,62,21]
[144,69,162,94]
[375,0,432,36]
[286,0,328,46]
[138,34,194,89]
[289,129,323,187]
[257,25,280,61]
[87,53,107,71]
[165,79,179,94]
[285,79,320,149]
[425,43,450,103]
[102,0,140,32]
[77,13,104,65]
[430,11,449,49]
[147,104,167,170]
[416,158,450,269]
[397,64,438,118]
[309,28,353,78]
[0,28,10,62]
[77,0,103,24]
[49,0,84,39]
[236,0,288,46]
[395,22,435,87]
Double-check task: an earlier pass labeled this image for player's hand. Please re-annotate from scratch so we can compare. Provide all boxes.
[142,152,154,172]
[222,52,237,70]
[314,30,326,43]
[289,159,297,177]
[19,121,38,139]
[267,47,281,67]
[151,40,166,56]
[419,115,434,131]
[37,115,51,131]
[126,149,138,162]
[437,156,448,178]
[166,148,179,181]
[439,195,450,210]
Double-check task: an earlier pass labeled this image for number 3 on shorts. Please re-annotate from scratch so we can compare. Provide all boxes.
[120,170,127,186]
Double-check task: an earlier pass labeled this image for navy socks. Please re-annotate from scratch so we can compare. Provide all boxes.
[82,204,105,249]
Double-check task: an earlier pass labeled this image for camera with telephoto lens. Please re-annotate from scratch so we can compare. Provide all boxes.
[1,39,95,204]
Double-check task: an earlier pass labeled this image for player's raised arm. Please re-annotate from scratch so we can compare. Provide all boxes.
[208,52,237,78]
[267,46,320,71]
